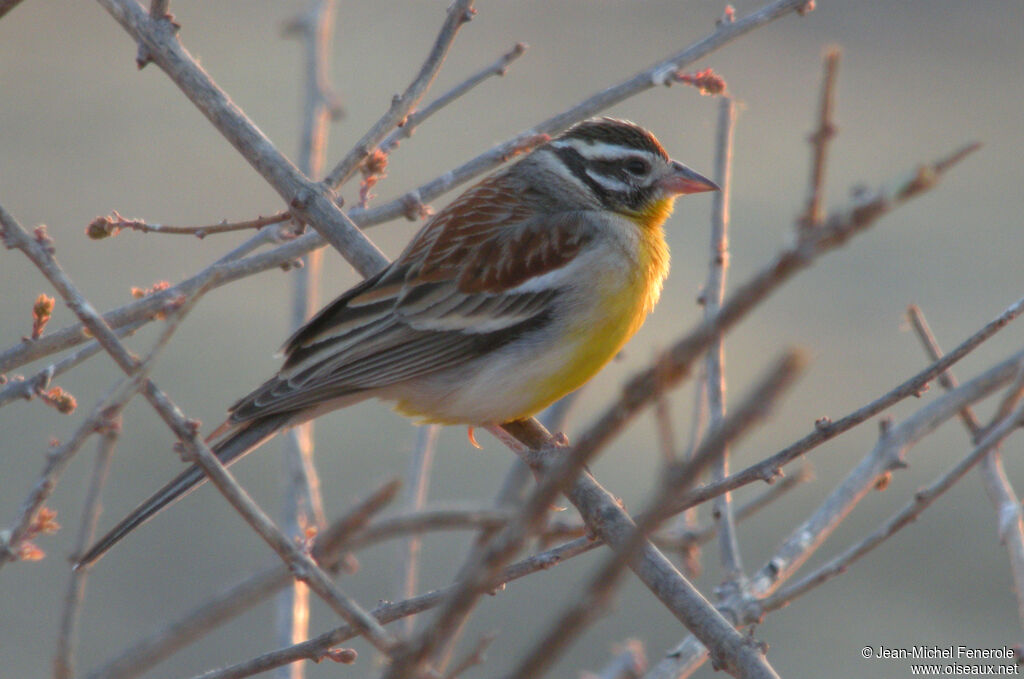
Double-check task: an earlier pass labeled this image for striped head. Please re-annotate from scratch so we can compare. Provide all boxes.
[540,117,718,223]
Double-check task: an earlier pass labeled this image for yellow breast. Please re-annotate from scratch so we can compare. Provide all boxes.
[393,204,674,425]
[514,218,670,420]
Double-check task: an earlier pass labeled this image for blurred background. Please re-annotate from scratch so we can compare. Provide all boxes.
[2,1,1022,677]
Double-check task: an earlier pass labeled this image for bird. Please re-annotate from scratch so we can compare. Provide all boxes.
[76,117,718,567]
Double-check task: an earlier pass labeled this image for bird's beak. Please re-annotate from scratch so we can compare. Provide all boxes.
[659,161,720,195]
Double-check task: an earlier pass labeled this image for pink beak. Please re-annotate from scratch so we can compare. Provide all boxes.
[659,161,720,195]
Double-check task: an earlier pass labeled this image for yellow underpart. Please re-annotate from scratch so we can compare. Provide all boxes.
[506,201,672,420]
[394,197,675,425]
[632,195,677,232]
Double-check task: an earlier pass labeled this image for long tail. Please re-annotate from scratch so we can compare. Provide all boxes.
[75,413,292,569]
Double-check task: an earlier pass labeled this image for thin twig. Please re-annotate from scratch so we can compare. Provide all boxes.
[276,2,336,673]
[143,477,805,679]
[0,316,148,410]
[906,305,1024,637]
[86,480,401,679]
[705,96,744,584]
[398,424,439,634]
[906,305,983,433]
[799,49,840,230]
[375,395,589,678]
[743,349,1024,608]
[652,351,1024,677]
[378,43,528,157]
[1,347,163,569]
[187,537,597,679]
[0,226,322,374]
[177,433,402,657]
[349,0,814,229]
[669,365,707,576]
[0,207,215,569]
[321,0,475,189]
[652,367,678,464]
[762,379,1024,612]
[658,465,813,557]
[668,282,1016,525]
[424,399,579,671]
[592,639,647,679]
[440,632,496,679]
[377,421,599,678]
[1,203,398,656]
[976,446,1024,639]
[98,0,389,275]
[53,422,118,679]
[86,210,290,239]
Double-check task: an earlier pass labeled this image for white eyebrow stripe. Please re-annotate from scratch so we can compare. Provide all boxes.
[549,139,627,158]
[584,169,630,193]
[549,139,660,163]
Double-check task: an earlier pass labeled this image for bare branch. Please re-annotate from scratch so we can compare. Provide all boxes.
[377,421,601,678]
[705,96,743,584]
[799,49,840,230]
[351,0,814,229]
[186,537,597,679]
[276,1,337,672]
[652,350,1024,676]
[378,43,528,157]
[658,465,814,557]
[499,352,803,679]
[96,0,389,274]
[53,422,118,679]
[397,424,439,634]
[906,305,1024,637]
[0,317,148,410]
[0,208,215,569]
[591,639,647,679]
[439,632,496,679]
[906,305,983,434]
[321,0,476,188]
[86,210,291,240]
[173,433,402,657]
[2,202,400,654]
[762,378,1024,612]
[673,294,1023,519]
[125,475,804,679]
[87,480,400,679]
[746,349,1024,607]
[670,366,708,577]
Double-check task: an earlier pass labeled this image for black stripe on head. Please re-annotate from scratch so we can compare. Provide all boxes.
[558,117,669,161]
[549,145,616,209]
[549,144,659,213]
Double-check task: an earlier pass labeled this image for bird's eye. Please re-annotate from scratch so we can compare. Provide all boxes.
[624,158,650,176]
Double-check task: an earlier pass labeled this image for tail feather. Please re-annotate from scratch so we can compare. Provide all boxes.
[74,414,292,569]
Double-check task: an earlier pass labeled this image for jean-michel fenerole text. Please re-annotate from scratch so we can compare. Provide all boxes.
[872,646,1015,660]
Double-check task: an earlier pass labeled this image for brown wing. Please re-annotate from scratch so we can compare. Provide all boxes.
[398,175,591,294]
[227,173,593,424]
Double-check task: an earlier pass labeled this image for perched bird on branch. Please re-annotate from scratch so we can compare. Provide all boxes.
[77,117,717,567]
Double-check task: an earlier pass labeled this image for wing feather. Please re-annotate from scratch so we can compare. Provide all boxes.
[229,170,596,425]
